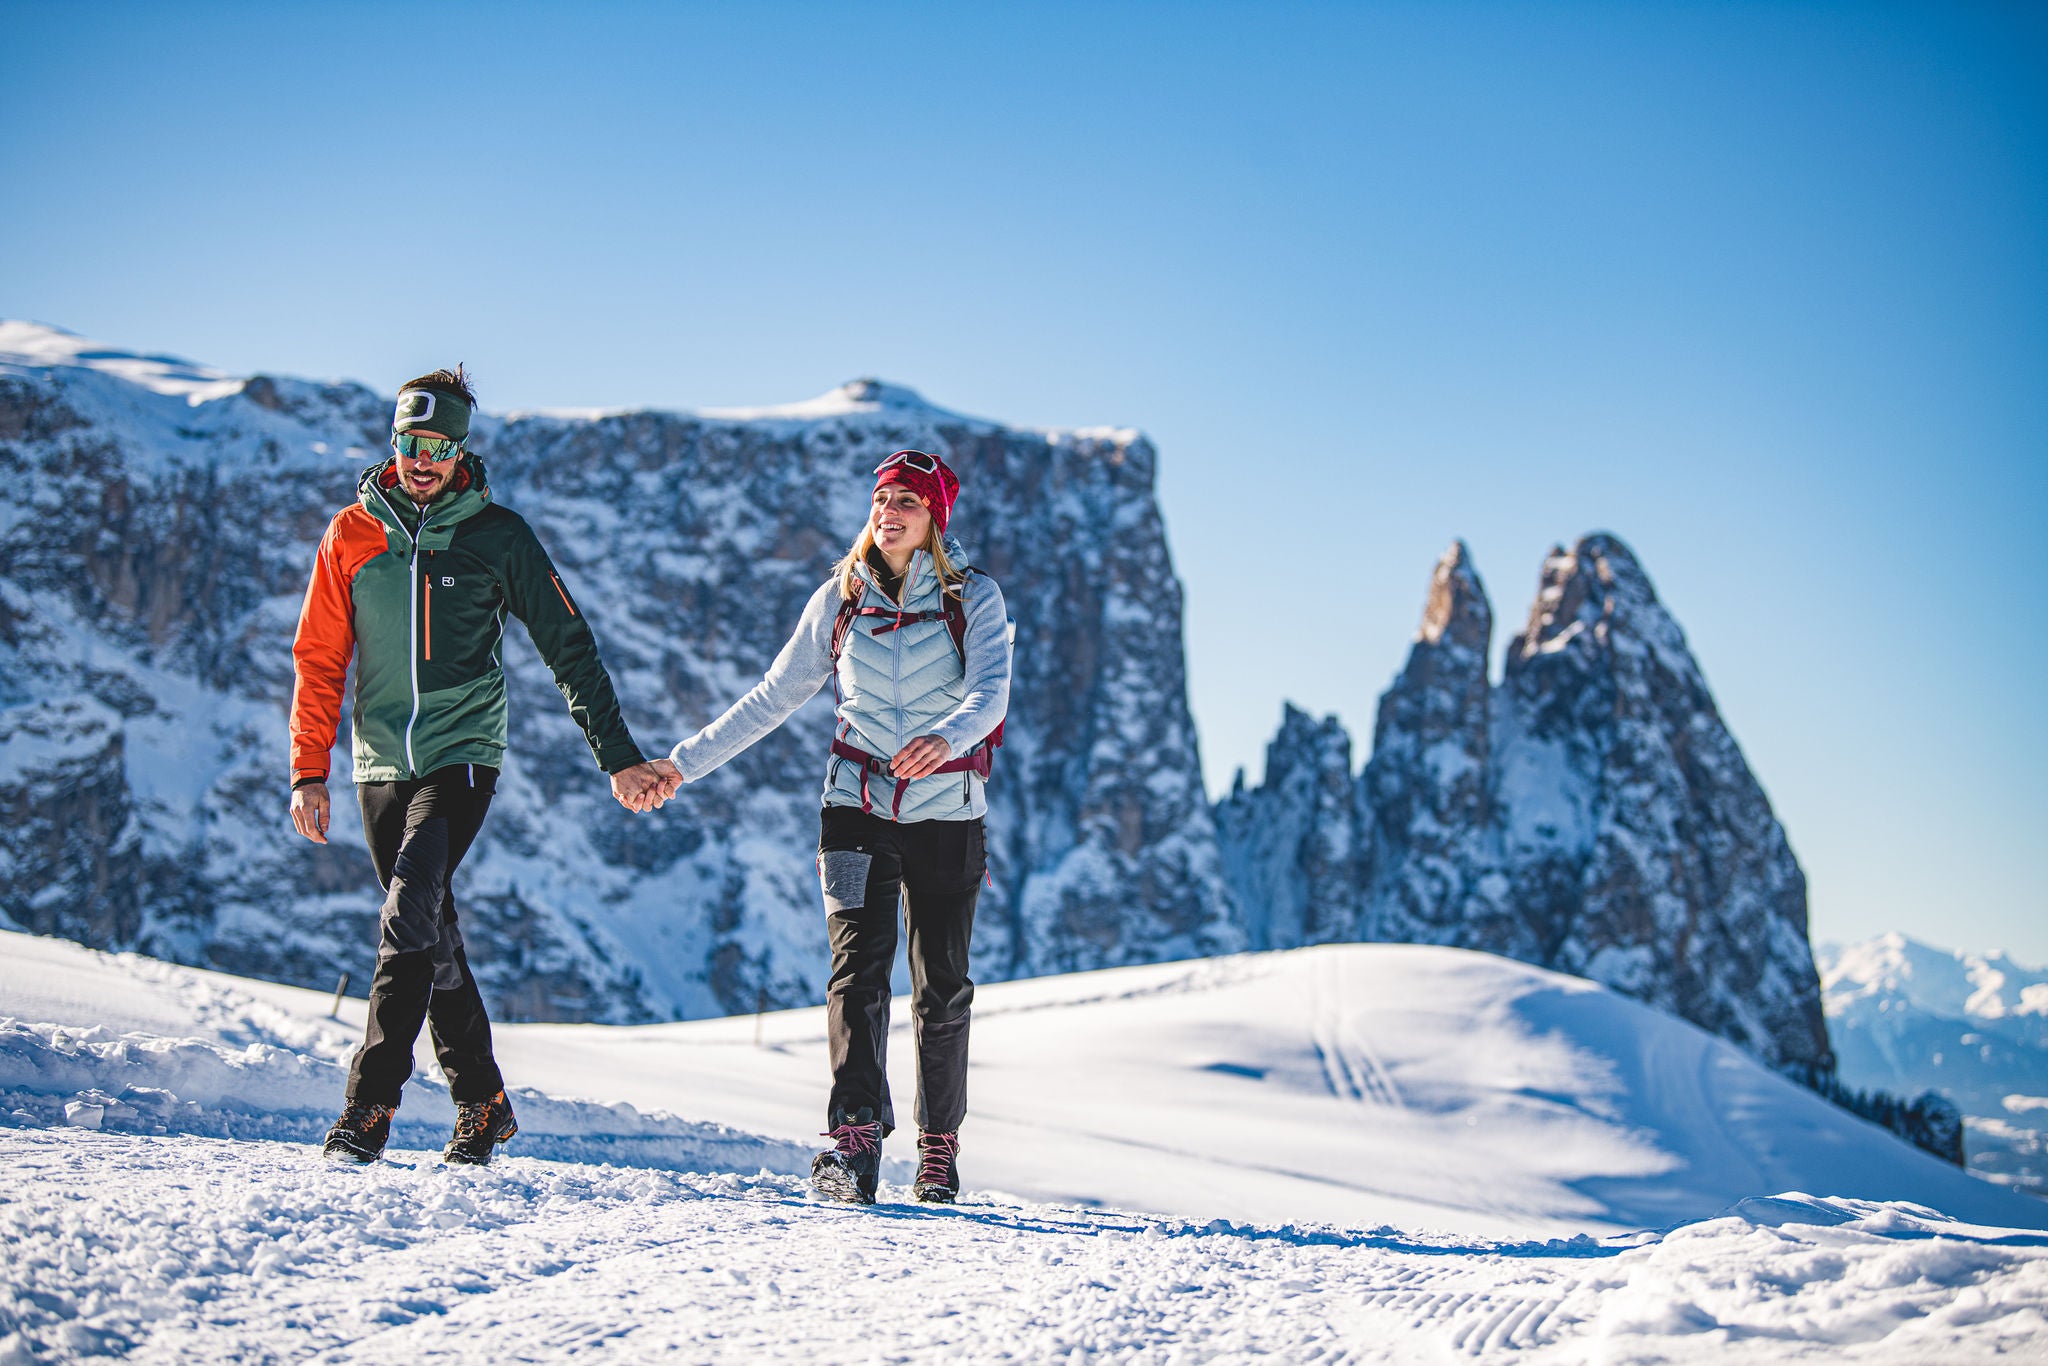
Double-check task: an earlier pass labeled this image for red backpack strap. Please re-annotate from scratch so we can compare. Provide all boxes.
[830,592,858,665]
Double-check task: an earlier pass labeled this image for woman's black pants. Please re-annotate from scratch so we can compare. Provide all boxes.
[817,806,985,1136]
[343,763,505,1109]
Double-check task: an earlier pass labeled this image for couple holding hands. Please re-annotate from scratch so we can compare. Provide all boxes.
[287,366,1009,1204]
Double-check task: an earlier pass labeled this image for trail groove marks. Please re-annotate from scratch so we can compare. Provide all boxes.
[1312,955,1407,1109]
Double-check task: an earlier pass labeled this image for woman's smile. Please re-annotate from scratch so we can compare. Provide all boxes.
[870,485,933,563]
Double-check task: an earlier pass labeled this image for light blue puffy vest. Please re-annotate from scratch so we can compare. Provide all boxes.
[827,548,984,822]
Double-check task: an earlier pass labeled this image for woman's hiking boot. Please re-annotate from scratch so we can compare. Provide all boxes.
[322,1100,396,1164]
[913,1131,961,1203]
[443,1090,518,1165]
[812,1109,882,1204]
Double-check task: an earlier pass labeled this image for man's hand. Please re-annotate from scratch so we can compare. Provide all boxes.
[290,782,331,845]
[611,762,672,813]
[649,758,685,801]
[890,735,953,780]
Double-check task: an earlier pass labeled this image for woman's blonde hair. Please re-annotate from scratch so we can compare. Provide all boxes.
[835,498,964,603]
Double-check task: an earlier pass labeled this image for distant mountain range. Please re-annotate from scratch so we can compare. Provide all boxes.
[2,321,1832,1083]
[1821,933,2048,1192]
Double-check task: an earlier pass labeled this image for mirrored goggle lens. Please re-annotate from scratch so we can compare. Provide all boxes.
[875,450,940,475]
[395,434,461,462]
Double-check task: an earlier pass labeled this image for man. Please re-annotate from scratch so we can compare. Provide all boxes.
[288,365,672,1165]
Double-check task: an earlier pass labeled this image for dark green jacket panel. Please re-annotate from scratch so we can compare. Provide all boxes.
[348,546,420,782]
[341,456,643,780]
[486,506,645,774]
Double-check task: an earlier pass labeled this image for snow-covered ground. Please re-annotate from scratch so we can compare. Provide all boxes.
[5,928,2048,1361]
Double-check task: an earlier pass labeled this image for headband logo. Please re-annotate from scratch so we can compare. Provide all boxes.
[394,391,436,424]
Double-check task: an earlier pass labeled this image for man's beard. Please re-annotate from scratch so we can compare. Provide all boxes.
[406,472,453,506]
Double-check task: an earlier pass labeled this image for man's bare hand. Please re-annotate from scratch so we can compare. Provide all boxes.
[290,783,331,845]
[649,758,684,801]
[611,762,670,813]
[890,735,953,780]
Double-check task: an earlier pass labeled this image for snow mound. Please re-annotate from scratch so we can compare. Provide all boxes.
[0,1018,820,1178]
[0,320,243,402]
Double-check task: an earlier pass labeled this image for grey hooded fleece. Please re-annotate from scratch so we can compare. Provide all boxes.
[667,540,1010,821]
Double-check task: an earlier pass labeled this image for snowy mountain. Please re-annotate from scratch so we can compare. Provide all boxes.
[1822,933,2048,1191]
[4,928,2045,1361]
[1,320,1837,1082]
[1216,539,1833,1073]
[0,322,1238,1023]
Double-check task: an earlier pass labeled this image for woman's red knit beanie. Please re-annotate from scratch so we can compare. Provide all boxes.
[873,451,961,532]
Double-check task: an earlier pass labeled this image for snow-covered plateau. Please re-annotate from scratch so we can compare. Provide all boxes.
[5,927,2047,1362]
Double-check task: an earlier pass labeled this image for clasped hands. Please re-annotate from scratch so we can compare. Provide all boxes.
[611,761,682,813]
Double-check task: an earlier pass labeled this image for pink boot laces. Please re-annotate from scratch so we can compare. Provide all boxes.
[917,1131,960,1186]
[823,1120,881,1157]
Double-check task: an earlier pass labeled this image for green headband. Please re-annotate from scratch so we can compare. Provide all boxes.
[393,387,473,442]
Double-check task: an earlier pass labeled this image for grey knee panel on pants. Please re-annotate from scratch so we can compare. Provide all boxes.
[819,850,873,913]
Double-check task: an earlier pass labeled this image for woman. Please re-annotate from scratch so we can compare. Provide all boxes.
[653,450,1010,1204]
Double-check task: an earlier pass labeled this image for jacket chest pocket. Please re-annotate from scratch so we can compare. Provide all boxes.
[419,552,502,671]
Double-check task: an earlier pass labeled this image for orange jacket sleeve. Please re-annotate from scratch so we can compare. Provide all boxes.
[289,512,363,785]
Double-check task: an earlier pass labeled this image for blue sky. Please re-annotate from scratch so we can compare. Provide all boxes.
[5,1,2043,959]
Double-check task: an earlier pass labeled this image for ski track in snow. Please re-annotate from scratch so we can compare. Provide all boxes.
[4,1131,2048,1363]
[1313,954,1406,1110]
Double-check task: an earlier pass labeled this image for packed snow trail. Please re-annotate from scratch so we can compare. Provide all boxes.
[4,1130,2047,1363]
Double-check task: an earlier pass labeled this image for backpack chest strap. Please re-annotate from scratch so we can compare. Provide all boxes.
[856,606,947,636]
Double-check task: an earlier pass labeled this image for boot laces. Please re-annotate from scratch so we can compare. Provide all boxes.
[453,1092,503,1141]
[916,1131,960,1185]
[822,1120,880,1158]
[341,1101,394,1131]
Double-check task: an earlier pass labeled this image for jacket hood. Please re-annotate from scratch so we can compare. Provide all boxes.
[358,452,494,533]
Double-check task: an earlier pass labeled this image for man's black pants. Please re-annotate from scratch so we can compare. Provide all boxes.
[344,763,504,1109]
[817,805,985,1136]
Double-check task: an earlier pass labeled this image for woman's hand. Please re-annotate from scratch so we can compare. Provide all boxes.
[611,762,670,812]
[890,735,952,780]
[650,758,684,799]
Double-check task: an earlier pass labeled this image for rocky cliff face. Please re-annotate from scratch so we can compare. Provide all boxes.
[1213,705,1360,951]
[0,324,1240,1022]
[1217,535,1835,1073]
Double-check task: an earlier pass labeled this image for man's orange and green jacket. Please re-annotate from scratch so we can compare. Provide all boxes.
[289,454,643,786]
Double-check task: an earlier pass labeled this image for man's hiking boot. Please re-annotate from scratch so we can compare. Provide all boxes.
[443,1090,518,1165]
[913,1131,960,1203]
[812,1108,882,1204]
[322,1100,395,1164]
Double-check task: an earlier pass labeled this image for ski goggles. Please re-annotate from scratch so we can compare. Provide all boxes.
[392,432,464,462]
[875,450,941,476]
